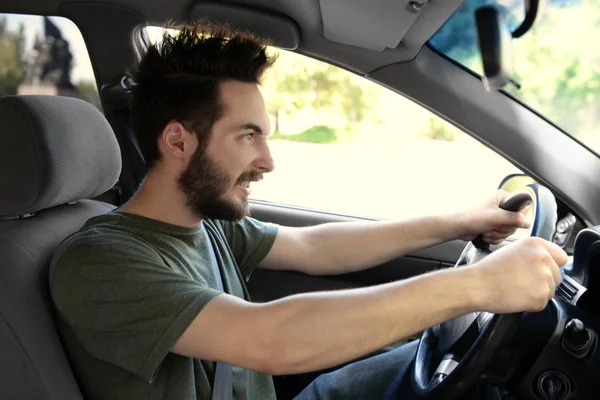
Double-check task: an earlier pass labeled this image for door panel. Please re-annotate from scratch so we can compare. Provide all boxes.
[249,200,465,301]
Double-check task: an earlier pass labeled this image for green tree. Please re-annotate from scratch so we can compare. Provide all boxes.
[430,0,599,143]
[505,0,600,138]
[420,116,460,141]
[340,76,367,123]
[262,49,371,134]
[0,17,26,97]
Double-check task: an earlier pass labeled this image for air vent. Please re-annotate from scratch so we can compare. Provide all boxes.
[555,275,587,305]
[556,279,578,302]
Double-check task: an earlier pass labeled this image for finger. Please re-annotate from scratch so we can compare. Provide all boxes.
[485,230,514,240]
[551,262,563,285]
[491,226,518,235]
[483,230,507,238]
[544,252,563,285]
[517,211,531,229]
[520,205,531,216]
[494,189,510,206]
[483,237,505,245]
[538,239,569,266]
[547,277,557,301]
[482,235,504,245]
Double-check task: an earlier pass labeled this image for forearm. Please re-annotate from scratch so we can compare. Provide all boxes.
[256,265,483,374]
[300,214,465,274]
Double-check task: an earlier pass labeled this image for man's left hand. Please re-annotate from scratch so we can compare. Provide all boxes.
[458,190,532,245]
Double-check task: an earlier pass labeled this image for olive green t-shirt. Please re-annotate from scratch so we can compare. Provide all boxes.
[49,212,279,400]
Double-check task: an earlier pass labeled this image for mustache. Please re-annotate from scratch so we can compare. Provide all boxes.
[236,170,263,185]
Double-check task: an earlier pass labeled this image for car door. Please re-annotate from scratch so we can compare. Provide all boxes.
[248,201,462,302]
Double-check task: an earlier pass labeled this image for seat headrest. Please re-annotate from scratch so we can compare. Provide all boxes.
[0,95,122,217]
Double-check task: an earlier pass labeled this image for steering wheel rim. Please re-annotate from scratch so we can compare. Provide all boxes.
[411,184,557,399]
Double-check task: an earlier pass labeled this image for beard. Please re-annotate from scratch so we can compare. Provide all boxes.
[177,147,262,222]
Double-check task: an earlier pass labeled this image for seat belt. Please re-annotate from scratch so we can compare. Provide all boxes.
[204,225,233,400]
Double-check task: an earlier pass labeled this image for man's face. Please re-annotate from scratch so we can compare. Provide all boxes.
[178,81,274,221]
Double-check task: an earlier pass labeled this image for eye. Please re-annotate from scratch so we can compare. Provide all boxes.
[243,132,255,141]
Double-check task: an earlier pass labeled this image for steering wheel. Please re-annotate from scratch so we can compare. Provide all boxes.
[411,184,558,399]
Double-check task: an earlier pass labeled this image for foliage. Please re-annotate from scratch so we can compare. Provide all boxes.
[262,50,372,134]
[0,17,26,97]
[430,0,600,144]
[505,1,600,139]
[271,125,337,144]
[420,117,458,141]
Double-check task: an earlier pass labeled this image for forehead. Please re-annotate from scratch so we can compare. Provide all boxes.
[218,80,268,124]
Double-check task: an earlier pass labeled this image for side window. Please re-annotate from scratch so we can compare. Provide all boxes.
[254,50,522,220]
[143,27,522,220]
[0,14,101,109]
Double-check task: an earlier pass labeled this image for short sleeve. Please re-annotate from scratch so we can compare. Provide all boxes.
[216,217,278,274]
[49,231,220,382]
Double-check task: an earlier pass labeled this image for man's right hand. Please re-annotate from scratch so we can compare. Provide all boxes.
[472,237,568,314]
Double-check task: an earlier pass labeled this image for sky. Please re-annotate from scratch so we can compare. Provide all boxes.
[5,14,96,83]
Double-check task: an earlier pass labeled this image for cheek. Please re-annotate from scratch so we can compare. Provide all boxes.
[207,137,255,174]
[225,148,255,172]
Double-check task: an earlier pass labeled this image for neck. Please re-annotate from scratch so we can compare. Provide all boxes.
[118,168,202,228]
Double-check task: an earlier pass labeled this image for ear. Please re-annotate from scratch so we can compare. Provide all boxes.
[159,121,197,162]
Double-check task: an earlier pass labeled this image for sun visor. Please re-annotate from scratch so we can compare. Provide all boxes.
[188,2,300,50]
[319,0,429,51]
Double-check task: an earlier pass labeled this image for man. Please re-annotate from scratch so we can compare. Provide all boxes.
[50,24,566,400]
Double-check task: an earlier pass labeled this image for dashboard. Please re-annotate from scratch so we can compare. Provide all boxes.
[510,226,600,399]
[562,227,600,314]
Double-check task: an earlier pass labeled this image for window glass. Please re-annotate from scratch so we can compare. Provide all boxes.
[145,26,523,220]
[429,0,600,155]
[0,14,101,109]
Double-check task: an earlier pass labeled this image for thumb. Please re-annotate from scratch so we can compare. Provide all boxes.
[498,208,530,229]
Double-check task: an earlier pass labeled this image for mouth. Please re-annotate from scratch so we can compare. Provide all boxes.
[236,172,263,197]
[237,176,261,196]
[236,182,251,197]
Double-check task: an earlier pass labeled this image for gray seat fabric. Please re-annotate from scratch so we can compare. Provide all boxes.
[0,95,121,399]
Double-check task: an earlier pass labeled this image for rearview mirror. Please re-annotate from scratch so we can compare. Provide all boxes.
[475,6,516,92]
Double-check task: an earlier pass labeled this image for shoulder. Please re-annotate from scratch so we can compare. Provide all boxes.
[209,217,278,239]
[50,221,162,289]
[53,221,158,263]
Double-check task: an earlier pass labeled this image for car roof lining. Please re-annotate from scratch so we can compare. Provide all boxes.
[3,0,464,75]
[187,2,300,50]
[320,0,428,51]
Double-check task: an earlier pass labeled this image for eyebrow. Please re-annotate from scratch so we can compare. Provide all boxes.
[239,123,267,136]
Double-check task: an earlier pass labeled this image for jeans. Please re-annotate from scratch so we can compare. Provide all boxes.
[294,340,418,400]
[294,340,503,400]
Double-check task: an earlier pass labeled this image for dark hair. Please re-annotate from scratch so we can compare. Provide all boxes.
[129,23,277,170]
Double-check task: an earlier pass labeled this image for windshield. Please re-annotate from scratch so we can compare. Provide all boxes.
[430,0,600,156]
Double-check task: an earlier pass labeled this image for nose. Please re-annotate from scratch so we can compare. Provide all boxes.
[255,141,275,173]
